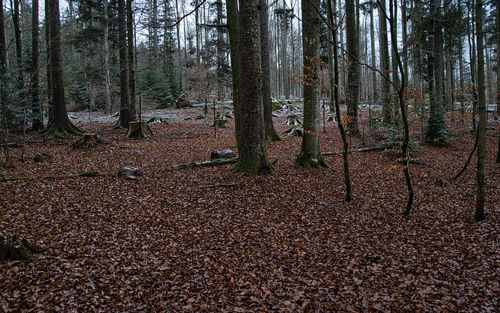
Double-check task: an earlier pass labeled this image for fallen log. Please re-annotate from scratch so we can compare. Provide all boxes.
[200,183,238,189]
[1,171,110,182]
[169,158,239,171]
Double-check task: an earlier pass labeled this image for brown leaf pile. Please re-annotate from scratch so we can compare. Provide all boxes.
[0,109,498,312]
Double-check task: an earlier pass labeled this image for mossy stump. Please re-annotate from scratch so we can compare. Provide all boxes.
[126,121,153,138]
[0,236,44,262]
[72,133,108,149]
[40,122,83,138]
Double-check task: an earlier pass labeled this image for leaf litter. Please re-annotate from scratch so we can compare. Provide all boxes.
[0,109,498,312]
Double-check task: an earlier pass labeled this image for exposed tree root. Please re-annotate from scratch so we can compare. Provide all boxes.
[40,122,83,138]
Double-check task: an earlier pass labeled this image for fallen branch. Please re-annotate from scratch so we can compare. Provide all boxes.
[323,143,400,156]
[0,143,21,148]
[200,183,238,189]
[1,171,110,182]
[169,158,239,171]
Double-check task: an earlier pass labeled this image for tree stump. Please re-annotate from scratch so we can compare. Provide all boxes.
[213,119,228,128]
[0,236,43,262]
[118,164,143,180]
[147,117,168,125]
[126,121,153,138]
[72,133,107,149]
[285,114,302,126]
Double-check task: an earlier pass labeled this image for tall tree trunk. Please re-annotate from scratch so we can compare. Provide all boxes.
[496,1,500,117]
[378,0,391,123]
[127,0,136,121]
[195,0,200,63]
[117,0,130,127]
[231,0,273,175]
[45,0,53,123]
[468,0,478,132]
[0,0,7,132]
[216,0,224,101]
[369,4,377,103]
[175,0,182,91]
[474,0,486,221]
[261,0,280,141]
[327,0,352,201]
[226,0,242,148]
[12,0,23,88]
[31,0,42,130]
[390,0,399,119]
[103,0,111,112]
[43,0,80,137]
[152,0,158,58]
[297,0,328,168]
[346,0,360,135]
[425,0,447,143]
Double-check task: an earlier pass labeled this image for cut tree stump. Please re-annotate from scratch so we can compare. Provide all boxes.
[285,114,302,126]
[118,164,143,179]
[126,121,153,138]
[72,133,108,149]
[213,119,228,128]
[0,236,44,262]
[147,117,168,125]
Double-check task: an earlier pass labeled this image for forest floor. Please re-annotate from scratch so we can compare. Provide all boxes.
[0,106,499,312]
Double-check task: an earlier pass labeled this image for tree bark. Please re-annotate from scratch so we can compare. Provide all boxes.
[297,0,328,168]
[232,0,273,175]
[127,0,136,121]
[12,0,23,89]
[117,0,130,127]
[226,0,242,149]
[474,0,486,221]
[369,4,377,104]
[378,0,391,123]
[425,0,447,143]
[103,0,112,113]
[327,0,352,201]
[31,0,43,130]
[43,0,81,137]
[261,0,280,141]
[346,0,360,135]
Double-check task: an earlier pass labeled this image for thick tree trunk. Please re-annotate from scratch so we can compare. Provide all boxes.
[216,0,224,101]
[31,0,42,130]
[369,5,377,104]
[232,0,273,175]
[425,0,447,143]
[297,0,328,168]
[0,0,6,136]
[261,0,280,141]
[226,0,242,149]
[497,1,500,117]
[474,0,486,221]
[127,0,136,121]
[103,0,111,112]
[175,0,182,90]
[378,0,391,123]
[117,0,130,127]
[346,0,360,135]
[43,0,81,137]
[12,0,23,88]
